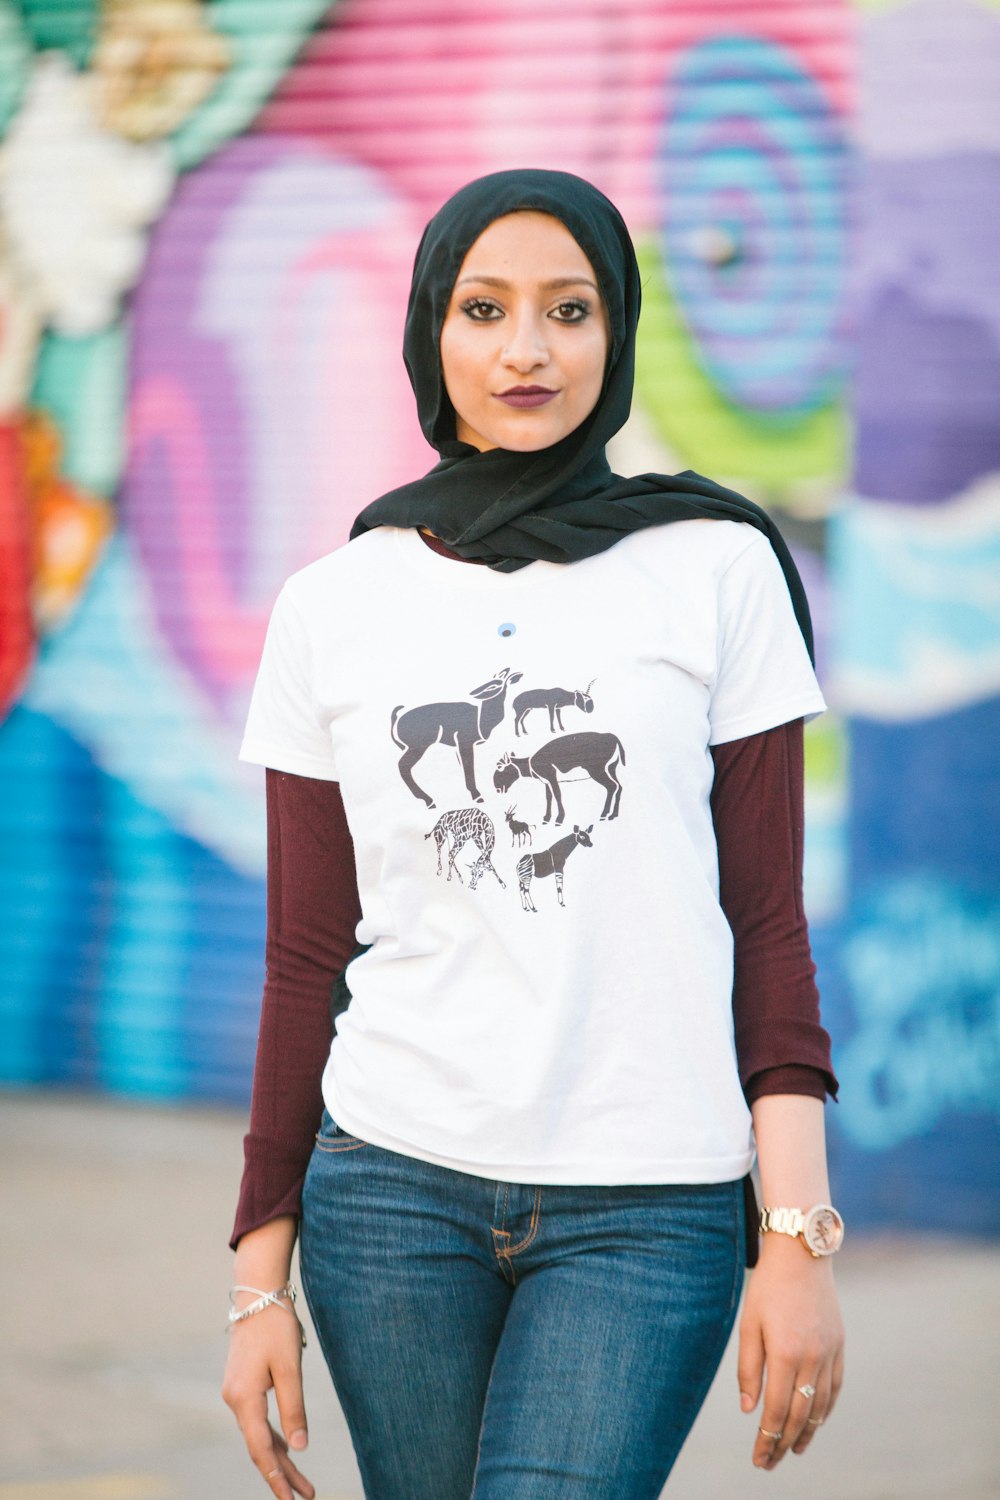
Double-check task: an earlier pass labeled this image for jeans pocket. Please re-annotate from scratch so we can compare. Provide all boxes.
[314,1109,370,1154]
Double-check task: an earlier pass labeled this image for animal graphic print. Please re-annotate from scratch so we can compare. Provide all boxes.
[395,660,624,915]
[512,681,595,736]
[426,808,505,891]
[504,806,534,846]
[493,732,626,824]
[517,826,594,911]
[391,667,522,808]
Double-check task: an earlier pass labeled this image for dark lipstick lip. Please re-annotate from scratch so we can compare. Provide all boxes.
[495,386,559,408]
[498,385,557,395]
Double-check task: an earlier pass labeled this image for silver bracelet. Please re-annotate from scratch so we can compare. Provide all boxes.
[227,1281,306,1347]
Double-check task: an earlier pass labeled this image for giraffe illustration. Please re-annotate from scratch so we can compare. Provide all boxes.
[425,808,506,891]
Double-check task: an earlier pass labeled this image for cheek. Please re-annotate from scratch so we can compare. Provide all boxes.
[572,334,609,411]
[440,326,481,409]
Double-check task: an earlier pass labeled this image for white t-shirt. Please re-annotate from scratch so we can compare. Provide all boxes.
[240,520,826,1185]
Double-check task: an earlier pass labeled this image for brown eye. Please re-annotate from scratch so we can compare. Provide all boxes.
[461,299,503,322]
[551,300,590,323]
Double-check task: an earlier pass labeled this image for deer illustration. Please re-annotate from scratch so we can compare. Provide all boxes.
[512,680,596,736]
[504,806,535,847]
[391,667,523,809]
[425,809,505,890]
[516,825,594,911]
[493,731,625,825]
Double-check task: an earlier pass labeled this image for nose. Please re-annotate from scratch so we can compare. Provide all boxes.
[500,310,550,374]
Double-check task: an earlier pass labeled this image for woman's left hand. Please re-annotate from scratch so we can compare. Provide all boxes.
[736,1234,845,1470]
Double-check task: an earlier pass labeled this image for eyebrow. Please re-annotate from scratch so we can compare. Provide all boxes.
[455,275,600,293]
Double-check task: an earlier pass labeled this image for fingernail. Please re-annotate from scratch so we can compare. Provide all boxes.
[290,1429,308,1450]
[740,1393,753,1412]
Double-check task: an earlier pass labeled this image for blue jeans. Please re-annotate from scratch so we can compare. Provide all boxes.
[300,1113,744,1500]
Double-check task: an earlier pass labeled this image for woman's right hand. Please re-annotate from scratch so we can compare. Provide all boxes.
[222,1305,314,1499]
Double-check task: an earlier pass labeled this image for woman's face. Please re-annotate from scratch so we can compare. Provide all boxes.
[439,211,610,453]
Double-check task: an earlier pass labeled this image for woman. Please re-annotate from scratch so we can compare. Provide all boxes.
[222,169,844,1500]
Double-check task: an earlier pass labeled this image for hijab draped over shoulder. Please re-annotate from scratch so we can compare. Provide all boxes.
[350,168,813,660]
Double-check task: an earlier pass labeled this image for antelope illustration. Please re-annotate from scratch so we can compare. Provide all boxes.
[504,806,535,847]
[493,731,626,825]
[512,680,596,736]
[391,667,523,809]
[425,809,505,891]
[517,825,594,911]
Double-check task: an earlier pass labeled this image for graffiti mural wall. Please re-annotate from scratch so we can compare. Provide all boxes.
[0,0,996,1231]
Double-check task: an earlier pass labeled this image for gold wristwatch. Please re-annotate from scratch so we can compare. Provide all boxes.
[758,1203,845,1257]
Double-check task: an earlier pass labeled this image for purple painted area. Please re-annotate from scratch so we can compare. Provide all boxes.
[852,154,1000,503]
[861,0,1000,159]
[124,138,289,706]
[855,287,1000,504]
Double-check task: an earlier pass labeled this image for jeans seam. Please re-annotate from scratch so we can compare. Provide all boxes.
[729,1180,743,1314]
[504,1186,542,1257]
[469,1343,503,1500]
[313,1137,370,1153]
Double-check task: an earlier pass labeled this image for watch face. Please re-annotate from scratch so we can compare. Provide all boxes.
[803,1204,845,1256]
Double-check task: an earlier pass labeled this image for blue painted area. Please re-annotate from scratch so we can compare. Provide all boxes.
[816,696,1000,1232]
[831,498,1000,710]
[0,707,264,1103]
[0,708,110,1087]
[658,34,849,411]
[815,879,1000,1233]
[849,698,1000,888]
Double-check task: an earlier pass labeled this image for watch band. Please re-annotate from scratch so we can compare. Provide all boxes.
[758,1203,845,1257]
[759,1206,806,1238]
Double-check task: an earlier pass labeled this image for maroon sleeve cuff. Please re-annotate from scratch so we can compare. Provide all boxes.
[231,1135,315,1247]
[742,1063,836,1107]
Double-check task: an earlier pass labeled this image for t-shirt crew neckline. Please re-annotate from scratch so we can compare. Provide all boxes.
[395,524,557,590]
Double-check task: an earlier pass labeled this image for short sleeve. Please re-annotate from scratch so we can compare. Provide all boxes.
[239,584,340,780]
[709,534,826,746]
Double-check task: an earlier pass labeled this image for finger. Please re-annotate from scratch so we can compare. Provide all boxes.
[238,1395,297,1500]
[736,1316,764,1414]
[273,1354,309,1454]
[753,1368,795,1469]
[791,1374,827,1452]
[265,1433,316,1500]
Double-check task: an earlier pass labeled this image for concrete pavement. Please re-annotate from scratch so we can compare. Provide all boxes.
[1,1091,997,1499]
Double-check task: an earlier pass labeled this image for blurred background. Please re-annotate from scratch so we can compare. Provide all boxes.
[0,0,997,1495]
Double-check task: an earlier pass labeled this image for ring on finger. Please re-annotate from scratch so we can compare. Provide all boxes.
[267,1470,282,1481]
[796,1383,817,1399]
[758,1426,783,1441]
[807,1416,824,1426]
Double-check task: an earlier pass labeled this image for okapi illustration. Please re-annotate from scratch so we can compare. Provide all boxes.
[425,809,505,890]
[391,667,523,809]
[493,731,626,825]
[512,680,595,736]
[517,825,594,911]
[505,806,535,847]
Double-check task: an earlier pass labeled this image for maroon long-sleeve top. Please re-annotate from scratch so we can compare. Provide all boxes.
[231,537,837,1249]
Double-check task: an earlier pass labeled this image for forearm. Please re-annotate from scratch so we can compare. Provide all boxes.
[233,1215,298,1297]
[751,1093,830,1206]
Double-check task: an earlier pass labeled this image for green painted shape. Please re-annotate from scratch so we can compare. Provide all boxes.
[169,0,337,171]
[633,239,847,487]
[804,714,846,788]
[31,325,127,499]
[19,0,98,66]
[0,1,32,135]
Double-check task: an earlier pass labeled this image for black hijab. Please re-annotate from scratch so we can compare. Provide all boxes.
[350,168,813,660]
